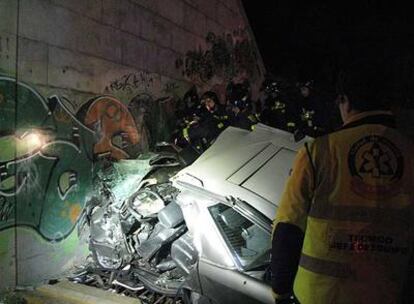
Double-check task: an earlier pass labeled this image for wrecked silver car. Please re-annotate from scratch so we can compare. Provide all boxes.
[72,125,310,304]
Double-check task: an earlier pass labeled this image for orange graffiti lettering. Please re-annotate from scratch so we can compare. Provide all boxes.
[84,96,140,159]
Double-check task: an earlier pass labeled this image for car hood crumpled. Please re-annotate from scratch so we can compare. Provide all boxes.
[173,124,313,220]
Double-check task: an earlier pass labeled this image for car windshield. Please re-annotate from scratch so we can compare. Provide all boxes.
[209,203,271,271]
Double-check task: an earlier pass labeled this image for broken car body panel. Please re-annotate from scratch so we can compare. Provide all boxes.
[75,125,311,304]
[173,124,311,219]
[170,125,311,304]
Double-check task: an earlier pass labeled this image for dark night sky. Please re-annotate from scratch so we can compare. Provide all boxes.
[242,1,414,104]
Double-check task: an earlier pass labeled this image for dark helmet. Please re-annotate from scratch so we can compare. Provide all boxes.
[200,91,219,104]
[261,75,283,96]
[230,95,250,110]
[263,80,280,96]
[226,81,251,110]
[297,80,314,90]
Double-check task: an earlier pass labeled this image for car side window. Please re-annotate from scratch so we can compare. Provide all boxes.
[209,203,271,270]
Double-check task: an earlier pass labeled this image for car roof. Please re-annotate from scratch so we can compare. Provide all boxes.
[174,124,313,220]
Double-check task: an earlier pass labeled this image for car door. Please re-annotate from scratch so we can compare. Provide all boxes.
[198,203,274,304]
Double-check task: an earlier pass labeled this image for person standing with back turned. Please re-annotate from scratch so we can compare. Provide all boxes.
[271,61,414,304]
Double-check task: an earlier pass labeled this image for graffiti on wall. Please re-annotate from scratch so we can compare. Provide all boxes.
[0,26,262,243]
[0,77,93,240]
[128,94,177,150]
[175,29,260,84]
[77,96,140,160]
[0,76,148,241]
[105,71,155,94]
[0,75,188,242]
[0,196,12,221]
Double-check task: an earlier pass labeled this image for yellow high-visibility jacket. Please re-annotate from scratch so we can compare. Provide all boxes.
[274,111,414,304]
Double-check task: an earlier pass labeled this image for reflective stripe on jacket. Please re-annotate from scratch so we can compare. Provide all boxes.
[274,111,414,304]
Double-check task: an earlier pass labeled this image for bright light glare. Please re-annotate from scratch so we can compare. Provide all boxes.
[18,131,46,154]
[24,133,43,149]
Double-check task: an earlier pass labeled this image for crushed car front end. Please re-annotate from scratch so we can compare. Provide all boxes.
[70,125,310,304]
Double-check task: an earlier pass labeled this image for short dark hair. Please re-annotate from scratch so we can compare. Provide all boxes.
[336,61,391,111]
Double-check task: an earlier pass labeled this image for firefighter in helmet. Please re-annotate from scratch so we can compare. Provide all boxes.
[260,77,298,132]
[180,91,229,152]
[296,80,326,137]
[227,80,259,131]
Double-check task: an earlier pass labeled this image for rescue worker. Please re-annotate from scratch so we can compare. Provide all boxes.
[227,81,259,131]
[176,85,199,124]
[261,77,298,132]
[296,80,326,137]
[271,63,414,304]
[181,91,228,152]
[260,78,286,128]
[172,86,199,146]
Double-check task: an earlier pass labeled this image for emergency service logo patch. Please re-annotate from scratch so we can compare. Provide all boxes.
[348,135,404,199]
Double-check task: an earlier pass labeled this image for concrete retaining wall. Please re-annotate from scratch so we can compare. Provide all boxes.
[0,0,264,289]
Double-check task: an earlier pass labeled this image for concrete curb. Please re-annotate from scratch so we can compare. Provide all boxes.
[34,280,141,304]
